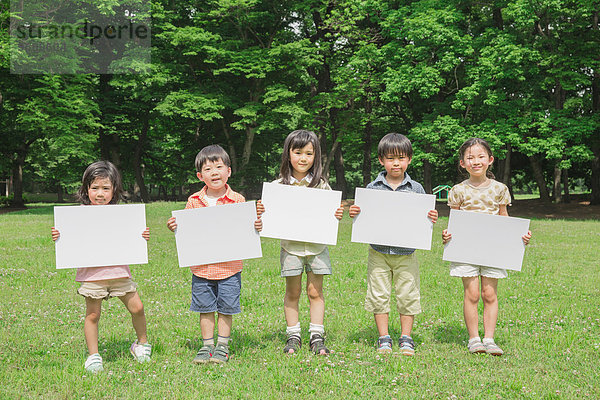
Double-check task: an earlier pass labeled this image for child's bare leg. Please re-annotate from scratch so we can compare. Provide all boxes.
[120,292,148,344]
[462,276,481,339]
[284,275,302,326]
[306,272,324,325]
[84,297,102,355]
[217,313,232,338]
[200,313,215,341]
[374,313,389,336]
[480,277,499,339]
[400,314,414,337]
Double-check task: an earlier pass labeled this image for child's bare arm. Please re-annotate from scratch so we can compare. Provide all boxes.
[142,227,150,241]
[167,217,177,232]
[348,204,361,218]
[51,227,60,241]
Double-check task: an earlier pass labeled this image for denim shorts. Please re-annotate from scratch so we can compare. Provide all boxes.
[190,272,241,315]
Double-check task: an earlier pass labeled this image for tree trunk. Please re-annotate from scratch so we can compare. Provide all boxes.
[552,164,562,203]
[98,74,120,167]
[423,144,432,194]
[562,169,570,204]
[11,151,26,208]
[592,146,600,205]
[57,183,64,203]
[238,124,256,189]
[333,144,347,199]
[363,98,373,187]
[133,117,150,203]
[502,143,513,197]
[528,155,551,203]
[221,119,238,173]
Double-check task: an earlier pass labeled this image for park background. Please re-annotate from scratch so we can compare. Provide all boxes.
[1,0,599,206]
[1,1,600,399]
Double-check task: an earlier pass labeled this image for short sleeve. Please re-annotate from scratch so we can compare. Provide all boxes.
[496,182,511,206]
[447,185,463,208]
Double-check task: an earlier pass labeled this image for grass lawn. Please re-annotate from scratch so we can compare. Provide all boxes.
[1,202,599,399]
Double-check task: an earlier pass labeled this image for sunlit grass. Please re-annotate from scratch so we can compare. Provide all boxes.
[1,203,599,399]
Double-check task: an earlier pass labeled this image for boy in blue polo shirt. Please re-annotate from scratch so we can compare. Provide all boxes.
[349,133,438,355]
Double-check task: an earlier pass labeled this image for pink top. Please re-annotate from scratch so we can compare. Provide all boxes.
[75,265,132,282]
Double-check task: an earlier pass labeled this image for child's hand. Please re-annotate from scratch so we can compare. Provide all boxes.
[142,227,150,241]
[334,204,344,220]
[442,229,452,244]
[348,204,361,218]
[522,230,532,245]
[428,209,438,223]
[51,227,60,241]
[256,200,265,217]
[254,217,263,232]
[167,217,177,232]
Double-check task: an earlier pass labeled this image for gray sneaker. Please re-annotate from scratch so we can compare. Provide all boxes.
[210,344,230,364]
[193,345,215,364]
[468,338,486,354]
[484,340,504,356]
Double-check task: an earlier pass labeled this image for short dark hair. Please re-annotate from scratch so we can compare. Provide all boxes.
[195,145,231,172]
[377,133,413,159]
[77,160,123,205]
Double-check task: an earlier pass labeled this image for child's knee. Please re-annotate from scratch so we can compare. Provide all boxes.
[465,287,480,303]
[481,287,497,304]
[86,311,101,324]
[306,286,323,302]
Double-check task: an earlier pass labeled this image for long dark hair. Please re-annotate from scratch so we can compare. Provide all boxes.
[279,129,323,187]
[458,137,495,179]
[77,160,123,205]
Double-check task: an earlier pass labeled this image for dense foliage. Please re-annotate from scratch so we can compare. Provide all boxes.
[1,0,599,206]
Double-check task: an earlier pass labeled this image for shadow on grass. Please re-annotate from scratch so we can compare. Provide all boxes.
[348,326,423,346]
[183,331,285,354]
[100,339,138,361]
[433,322,468,345]
[0,204,75,216]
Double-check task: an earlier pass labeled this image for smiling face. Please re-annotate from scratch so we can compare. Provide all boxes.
[88,177,114,205]
[379,152,411,183]
[197,158,231,196]
[459,144,494,179]
[289,142,315,181]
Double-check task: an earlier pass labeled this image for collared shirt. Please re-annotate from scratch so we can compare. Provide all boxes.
[274,175,332,256]
[185,184,246,280]
[366,171,426,256]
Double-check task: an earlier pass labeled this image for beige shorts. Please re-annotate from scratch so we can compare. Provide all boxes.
[280,248,332,277]
[364,247,421,315]
[449,263,508,279]
[77,278,138,300]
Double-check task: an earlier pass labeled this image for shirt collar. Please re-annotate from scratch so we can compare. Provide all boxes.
[194,184,233,203]
[290,174,313,185]
[374,171,413,190]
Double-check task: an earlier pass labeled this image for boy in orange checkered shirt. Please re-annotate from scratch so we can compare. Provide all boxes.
[167,144,262,364]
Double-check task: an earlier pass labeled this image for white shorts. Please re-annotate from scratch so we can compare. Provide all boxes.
[449,263,507,279]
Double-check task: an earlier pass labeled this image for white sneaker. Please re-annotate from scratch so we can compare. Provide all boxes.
[84,353,103,373]
[130,340,152,362]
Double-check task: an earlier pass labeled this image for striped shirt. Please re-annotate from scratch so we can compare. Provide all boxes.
[185,184,246,280]
[366,171,426,256]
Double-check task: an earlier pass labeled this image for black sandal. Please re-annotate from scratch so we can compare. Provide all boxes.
[309,334,330,355]
[283,335,301,354]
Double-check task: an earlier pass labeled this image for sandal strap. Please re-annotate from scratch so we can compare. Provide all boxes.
[309,334,330,354]
[283,335,301,353]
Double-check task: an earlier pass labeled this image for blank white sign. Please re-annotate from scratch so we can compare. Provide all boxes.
[351,188,436,250]
[443,209,530,271]
[260,182,342,245]
[172,201,262,267]
[54,204,148,269]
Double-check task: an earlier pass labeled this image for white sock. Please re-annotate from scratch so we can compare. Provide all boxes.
[469,336,482,345]
[286,322,301,338]
[482,337,495,345]
[203,337,214,346]
[309,323,325,338]
[217,335,229,346]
